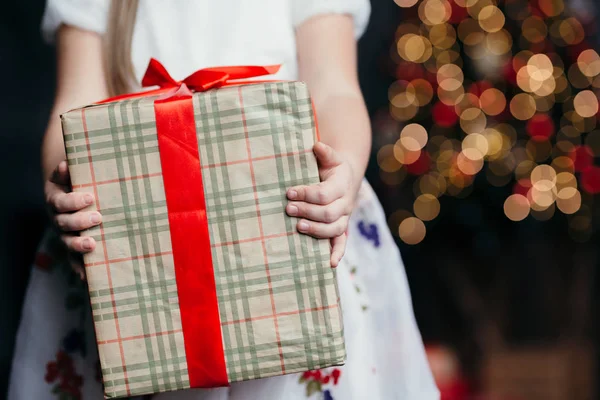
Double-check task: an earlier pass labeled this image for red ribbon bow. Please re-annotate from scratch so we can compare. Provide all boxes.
[99,58,281,103]
[142,58,281,92]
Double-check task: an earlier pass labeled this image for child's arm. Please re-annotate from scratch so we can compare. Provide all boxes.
[288,14,371,267]
[44,25,108,262]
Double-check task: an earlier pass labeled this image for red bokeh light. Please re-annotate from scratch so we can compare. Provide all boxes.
[406,151,431,175]
[526,114,555,141]
[569,145,594,172]
[513,179,533,197]
[581,165,600,194]
[433,102,459,127]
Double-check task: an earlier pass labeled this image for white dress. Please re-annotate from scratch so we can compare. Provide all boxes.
[9,1,439,399]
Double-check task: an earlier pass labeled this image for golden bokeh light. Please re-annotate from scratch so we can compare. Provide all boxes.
[383,0,596,233]
[437,64,464,91]
[400,123,428,151]
[479,88,506,116]
[515,160,537,180]
[568,63,592,89]
[513,50,534,72]
[458,18,483,45]
[390,102,419,122]
[577,49,600,78]
[530,164,557,190]
[457,151,484,175]
[438,85,465,106]
[418,172,447,197]
[504,194,530,221]
[485,29,513,55]
[556,187,581,214]
[529,185,556,209]
[462,133,488,160]
[460,108,487,134]
[551,157,574,174]
[558,17,585,45]
[394,140,422,164]
[411,78,434,106]
[397,34,433,63]
[414,194,441,221]
[556,171,577,191]
[454,0,478,7]
[467,0,496,19]
[419,0,452,25]
[377,144,402,172]
[399,217,427,245]
[435,50,462,69]
[522,16,548,44]
[387,209,413,236]
[389,80,417,108]
[510,93,537,120]
[535,93,556,112]
[454,93,480,116]
[573,90,599,118]
[429,23,457,49]
[481,128,505,157]
[394,0,419,7]
[478,6,505,33]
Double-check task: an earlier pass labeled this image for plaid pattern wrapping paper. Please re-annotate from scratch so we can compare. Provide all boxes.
[61,81,346,398]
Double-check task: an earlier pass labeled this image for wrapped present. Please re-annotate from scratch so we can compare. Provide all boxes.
[61,59,345,398]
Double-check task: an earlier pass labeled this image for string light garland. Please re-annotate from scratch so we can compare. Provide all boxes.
[380,0,600,244]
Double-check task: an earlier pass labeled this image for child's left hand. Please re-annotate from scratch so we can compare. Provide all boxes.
[286,142,358,268]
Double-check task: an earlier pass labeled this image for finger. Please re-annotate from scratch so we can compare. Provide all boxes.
[287,181,343,205]
[286,198,349,223]
[61,234,96,254]
[296,216,348,239]
[50,160,71,186]
[313,142,343,169]
[330,234,347,268]
[51,191,95,213]
[55,211,102,232]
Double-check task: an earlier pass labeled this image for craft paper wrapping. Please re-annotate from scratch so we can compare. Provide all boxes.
[61,75,345,398]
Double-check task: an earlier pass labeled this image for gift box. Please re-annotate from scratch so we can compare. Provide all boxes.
[61,59,345,398]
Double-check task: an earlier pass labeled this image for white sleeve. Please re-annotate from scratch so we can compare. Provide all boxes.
[290,0,371,39]
[41,0,110,43]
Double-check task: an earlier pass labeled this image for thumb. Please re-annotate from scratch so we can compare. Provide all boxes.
[50,161,71,186]
[313,142,342,169]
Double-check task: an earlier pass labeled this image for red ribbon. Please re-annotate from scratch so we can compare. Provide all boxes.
[147,59,279,388]
[99,58,281,103]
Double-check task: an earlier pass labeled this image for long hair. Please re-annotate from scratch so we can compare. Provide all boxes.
[104,0,139,96]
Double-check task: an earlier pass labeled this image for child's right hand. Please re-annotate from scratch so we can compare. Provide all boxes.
[46,160,102,255]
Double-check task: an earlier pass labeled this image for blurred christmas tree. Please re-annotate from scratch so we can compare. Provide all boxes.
[376,0,600,245]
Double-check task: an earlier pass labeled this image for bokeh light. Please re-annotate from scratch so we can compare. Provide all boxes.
[399,217,427,244]
[388,0,599,242]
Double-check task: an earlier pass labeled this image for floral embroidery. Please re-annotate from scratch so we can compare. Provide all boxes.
[350,267,368,312]
[45,351,84,400]
[299,368,342,398]
[357,221,380,247]
[38,236,101,399]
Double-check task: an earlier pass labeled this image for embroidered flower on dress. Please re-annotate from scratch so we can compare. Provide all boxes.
[299,368,342,398]
[357,221,380,247]
[45,351,84,399]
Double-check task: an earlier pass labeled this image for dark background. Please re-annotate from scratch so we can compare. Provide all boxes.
[2,0,600,398]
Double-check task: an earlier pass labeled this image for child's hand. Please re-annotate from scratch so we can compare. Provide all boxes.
[286,142,357,268]
[45,161,102,277]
